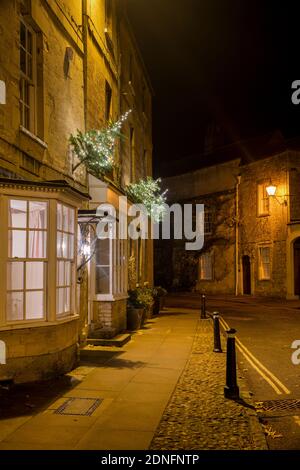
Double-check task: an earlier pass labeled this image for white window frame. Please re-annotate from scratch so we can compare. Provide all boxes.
[257,182,270,216]
[0,196,78,329]
[199,252,213,281]
[258,245,271,280]
[56,203,76,318]
[92,221,128,301]
[7,198,48,323]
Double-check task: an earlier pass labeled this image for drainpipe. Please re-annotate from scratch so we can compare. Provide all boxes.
[235,175,241,296]
[82,0,88,132]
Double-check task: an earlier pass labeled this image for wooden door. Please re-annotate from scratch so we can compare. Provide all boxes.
[242,255,251,295]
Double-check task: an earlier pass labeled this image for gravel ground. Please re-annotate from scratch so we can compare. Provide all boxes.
[150,319,268,450]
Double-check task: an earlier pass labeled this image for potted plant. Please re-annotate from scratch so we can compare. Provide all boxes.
[137,286,154,323]
[127,289,145,331]
[153,286,168,315]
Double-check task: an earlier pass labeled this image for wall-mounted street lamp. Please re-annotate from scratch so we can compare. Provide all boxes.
[266,185,277,197]
[266,184,287,206]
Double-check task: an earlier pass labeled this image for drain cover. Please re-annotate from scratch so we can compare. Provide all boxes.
[55,397,102,416]
[256,399,300,413]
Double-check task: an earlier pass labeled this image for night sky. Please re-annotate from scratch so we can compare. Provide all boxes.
[127,0,300,176]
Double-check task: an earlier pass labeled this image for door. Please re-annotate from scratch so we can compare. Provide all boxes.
[242,255,251,295]
[294,238,300,295]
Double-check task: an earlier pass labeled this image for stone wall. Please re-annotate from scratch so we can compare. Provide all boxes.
[0,319,78,383]
[239,153,289,296]
[0,0,86,190]
[92,299,127,335]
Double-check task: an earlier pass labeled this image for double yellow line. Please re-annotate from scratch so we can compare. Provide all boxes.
[218,315,290,396]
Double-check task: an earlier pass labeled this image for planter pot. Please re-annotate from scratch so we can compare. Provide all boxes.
[142,306,153,324]
[159,296,165,311]
[127,307,144,331]
[153,297,160,315]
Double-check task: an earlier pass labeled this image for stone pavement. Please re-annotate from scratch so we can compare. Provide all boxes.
[0,306,267,450]
[150,320,267,450]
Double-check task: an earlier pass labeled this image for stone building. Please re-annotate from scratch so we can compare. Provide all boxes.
[156,131,300,299]
[0,0,153,383]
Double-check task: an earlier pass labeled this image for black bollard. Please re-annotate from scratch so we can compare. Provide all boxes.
[200,294,206,319]
[224,328,240,399]
[213,312,222,353]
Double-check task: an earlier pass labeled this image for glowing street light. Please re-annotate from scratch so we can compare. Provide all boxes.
[266,185,277,197]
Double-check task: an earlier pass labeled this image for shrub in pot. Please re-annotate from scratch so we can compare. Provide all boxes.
[127,290,144,331]
[153,286,168,315]
[127,287,154,328]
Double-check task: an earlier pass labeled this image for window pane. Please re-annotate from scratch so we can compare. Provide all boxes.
[62,233,68,258]
[28,56,32,80]
[9,230,27,258]
[26,291,44,319]
[69,208,75,233]
[20,47,26,74]
[27,30,32,54]
[20,22,26,48]
[57,288,64,314]
[7,292,24,321]
[63,205,69,232]
[57,261,64,286]
[65,261,71,286]
[26,262,44,290]
[9,200,27,228]
[96,266,110,294]
[29,201,47,229]
[28,231,47,258]
[57,204,62,230]
[96,238,110,265]
[57,231,62,257]
[7,262,24,290]
[65,287,70,312]
[69,234,74,259]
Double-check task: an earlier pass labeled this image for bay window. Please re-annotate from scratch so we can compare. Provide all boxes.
[3,196,77,325]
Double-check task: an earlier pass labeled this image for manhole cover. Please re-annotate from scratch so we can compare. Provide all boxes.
[54,397,102,416]
[256,399,300,413]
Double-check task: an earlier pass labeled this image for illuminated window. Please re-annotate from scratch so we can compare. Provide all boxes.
[258,246,271,280]
[56,204,75,317]
[257,183,270,216]
[199,252,213,280]
[19,19,36,133]
[7,199,47,321]
[94,222,127,297]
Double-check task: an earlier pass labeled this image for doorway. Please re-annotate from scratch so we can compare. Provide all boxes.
[242,255,251,295]
[294,238,300,295]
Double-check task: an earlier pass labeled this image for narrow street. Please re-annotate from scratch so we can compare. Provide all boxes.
[0,304,266,450]
[166,293,300,450]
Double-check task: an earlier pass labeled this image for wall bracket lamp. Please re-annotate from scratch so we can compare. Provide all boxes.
[266,185,287,206]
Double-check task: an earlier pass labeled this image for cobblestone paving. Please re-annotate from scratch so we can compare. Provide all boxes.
[150,320,267,450]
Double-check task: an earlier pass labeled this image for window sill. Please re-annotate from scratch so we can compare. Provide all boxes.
[257,213,270,218]
[19,126,48,149]
[0,315,79,331]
